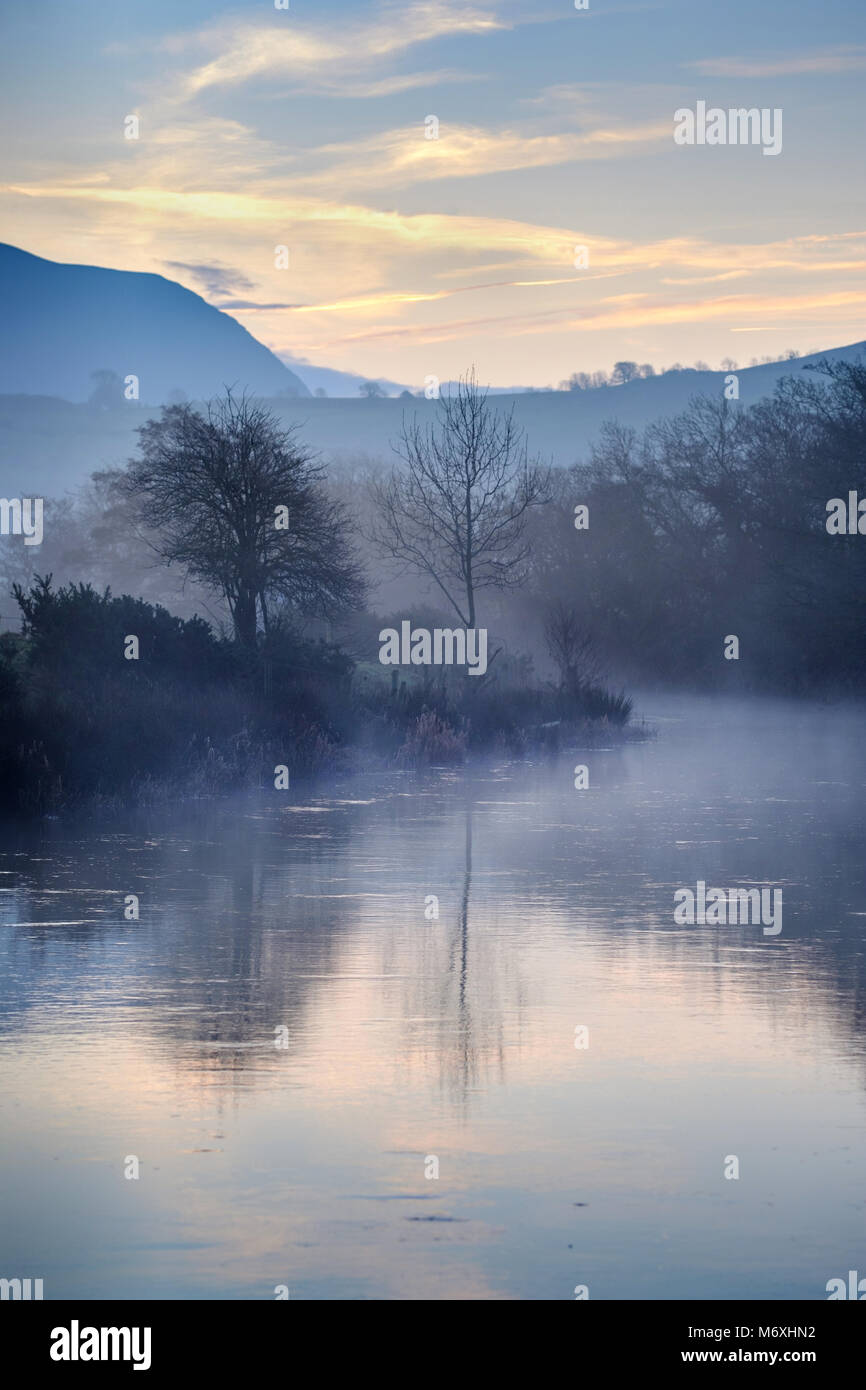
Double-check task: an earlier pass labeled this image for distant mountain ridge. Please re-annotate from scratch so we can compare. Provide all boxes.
[0,243,311,403]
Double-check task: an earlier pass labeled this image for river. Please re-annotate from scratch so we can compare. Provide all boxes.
[1,694,865,1300]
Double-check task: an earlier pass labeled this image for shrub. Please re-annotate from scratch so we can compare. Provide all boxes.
[396,709,467,766]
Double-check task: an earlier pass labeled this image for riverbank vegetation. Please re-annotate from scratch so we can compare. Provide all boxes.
[5,357,860,810]
[0,574,635,811]
[0,379,634,810]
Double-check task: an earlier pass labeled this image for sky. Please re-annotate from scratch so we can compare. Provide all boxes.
[1,0,864,388]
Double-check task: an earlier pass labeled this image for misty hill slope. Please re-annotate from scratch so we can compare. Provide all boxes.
[272,341,866,466]
[0,244,310,404]
[1,340,864,496]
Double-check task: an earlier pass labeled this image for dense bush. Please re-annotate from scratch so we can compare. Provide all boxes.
[13,575,235,686]
[0,578,352,810]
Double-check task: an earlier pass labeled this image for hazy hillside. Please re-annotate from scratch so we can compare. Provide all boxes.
[1,340,864,496]
[0,244,311,404]
[273,341,866,466]
[278,359,411,398]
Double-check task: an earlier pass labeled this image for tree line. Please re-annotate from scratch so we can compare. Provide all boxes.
[520,357,866,691]
[5,358,865,695]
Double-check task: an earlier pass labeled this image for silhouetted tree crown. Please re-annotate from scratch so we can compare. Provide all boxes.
[122,391,365,648]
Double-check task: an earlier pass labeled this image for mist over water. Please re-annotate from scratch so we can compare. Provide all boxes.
[1,694,865,1300]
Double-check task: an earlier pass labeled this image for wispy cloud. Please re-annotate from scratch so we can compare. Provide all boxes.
[216,299,301,311]
[7,180,865,286]
[316,68,488,99]
[294,118,672,191]
[311,288,866,351]
[169,1,506,99]
[690,47,866,78]
[163,261,255,298]
[281,273,620,316]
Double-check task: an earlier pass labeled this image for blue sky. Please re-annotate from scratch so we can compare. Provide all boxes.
[1,0,864,386]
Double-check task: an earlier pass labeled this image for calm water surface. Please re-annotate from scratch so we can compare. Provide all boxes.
[1,695,865,1300]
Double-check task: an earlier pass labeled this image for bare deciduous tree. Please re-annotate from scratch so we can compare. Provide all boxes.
[369,371,551,627]
[121,390,365,648]
[544,600,602,692]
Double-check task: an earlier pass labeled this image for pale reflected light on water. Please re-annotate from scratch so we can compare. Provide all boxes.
[1,696,865,1300]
